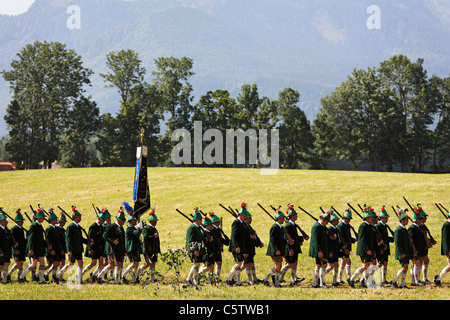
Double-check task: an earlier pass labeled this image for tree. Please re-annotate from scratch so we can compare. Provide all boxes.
[276,88,315,169]
[100,49,146,104]
[430,75,450,172]
[96,113,120,167]
[378,55,435,172]
[98,49,162,166]
[1,41,93,169]
[59,96,100,168]
[152,56,195,133]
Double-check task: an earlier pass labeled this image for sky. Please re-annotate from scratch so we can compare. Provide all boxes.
[0,0,35,16]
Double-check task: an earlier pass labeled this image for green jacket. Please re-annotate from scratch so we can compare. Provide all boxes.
[185,223,204,256]
[142,224,161,257]
[45,225,60,258]
[0,226,14,259]
[356,222,374,257]
[10,225,27,258]
[394,225,413,260]
[125,224,142,254]
[337,221,353,253]
[284,221,302,255]
[56,226,66,254]
[266,223,285,257]
[66,222,88,255]
[308,221,329,258]
[85,222,105,258]
[26,222,46,257]
[408,224,426,256]
[103,222,126,257]
[441,221,450,256]
[375,222,394,255]
[327,225,340,258]
[228,218,247,255]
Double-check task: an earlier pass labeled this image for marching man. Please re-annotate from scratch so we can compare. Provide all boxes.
[309,212,331,288]
[434,210,450,286]
[391,209,415,288]
[185,208,205,285]
[139,211,161,282]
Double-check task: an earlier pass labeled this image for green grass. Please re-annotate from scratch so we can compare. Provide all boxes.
[0,167,449,300]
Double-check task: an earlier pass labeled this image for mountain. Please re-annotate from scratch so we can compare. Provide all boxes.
[0,0,449,137]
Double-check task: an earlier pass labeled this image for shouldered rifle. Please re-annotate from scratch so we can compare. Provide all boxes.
[346,203,364,220]
[356,203,387,250]
[91,204,99,218]
[297,206,318,222]
[330,206,358,239]
[57,206,92,243]
[0,207,19,248]
[271,205,310,240]
[402,197,434,248]
[176,209,205,232]
[219,204,237,218]
[439,203,449,214]
[320,206,348,250]
[176,208,194,223]
[378,205,395,238]
[0,207,14,221]
[435,203,449,220]
[29,205,52,249]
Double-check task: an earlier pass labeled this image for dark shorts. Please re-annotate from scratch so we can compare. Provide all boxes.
[215,252,223,262]
[127,252,141,262]
[399,258,410,267]
[0,256,10,265]
[46,253,61,264]
[69,252,83,263]
[327,256,339,264]
[244,255,255,264]
[232,252,245,263]
[315,257,328,266]
[284,253,299,264]
[14,253,26,262]
[359,255,373,263]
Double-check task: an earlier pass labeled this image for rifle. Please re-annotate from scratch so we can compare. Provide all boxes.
[92,204,99,218]
[319,206,349,251]
[346,203,364,220]
[176,208,194,223]
[227,205,262,248]
[219,203,237,218]
[379,205,396,238]
[439,203,449,214]
[330,206,358,239]
[0,207,14,221]
[355,203,387,250]
[297,206,318,222]
[435,203,449,220]
[57,206,92,243]
[0,207,19,249]
[402,197,434,249]
[395,205,419,256]
[270,205,310,240]
[30,205,49,223]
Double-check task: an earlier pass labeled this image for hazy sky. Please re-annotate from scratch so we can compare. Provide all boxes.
[0,0,35,16]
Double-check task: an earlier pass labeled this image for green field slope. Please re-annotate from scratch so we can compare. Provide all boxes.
[0,167,449,300]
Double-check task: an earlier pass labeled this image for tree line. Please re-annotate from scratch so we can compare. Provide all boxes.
[0,41,449,172]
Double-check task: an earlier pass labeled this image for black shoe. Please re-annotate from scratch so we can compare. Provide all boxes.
[434,275,441,286]
[347,278,354,288]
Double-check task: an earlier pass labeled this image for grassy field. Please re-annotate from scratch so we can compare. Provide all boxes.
[0,166,449,300]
